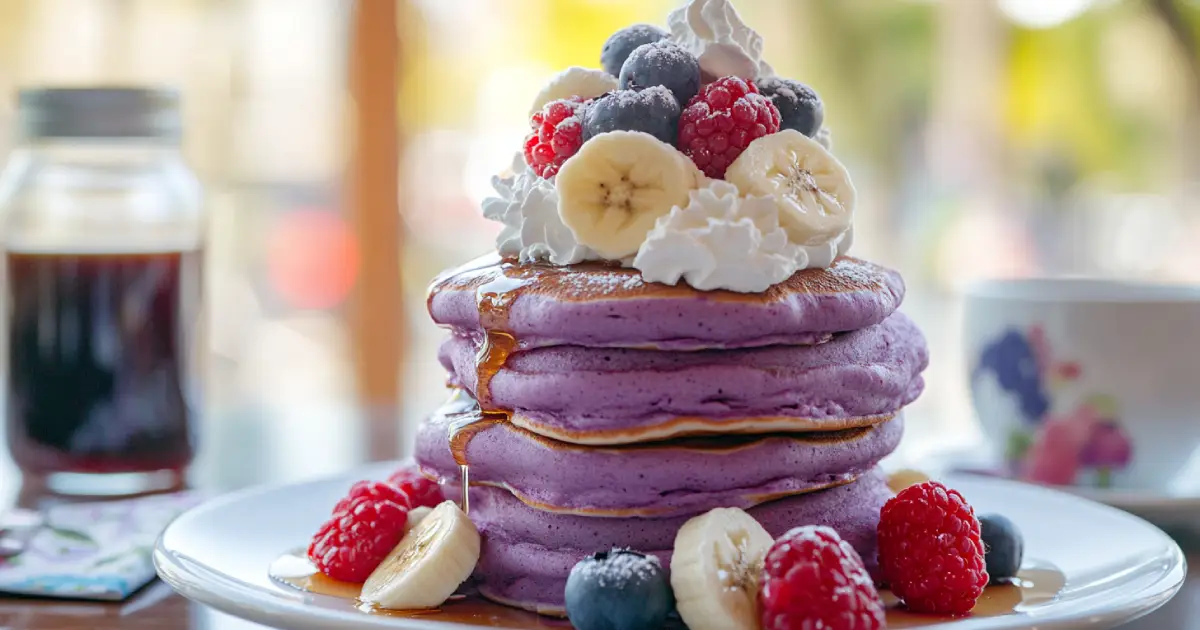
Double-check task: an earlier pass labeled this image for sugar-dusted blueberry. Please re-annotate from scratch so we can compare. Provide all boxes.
[980,513,1025,582]
[564,549,674,630]
[601,24,669,78]
[755,77,824,137]
[619,40,700,106]
[582,86,681,145]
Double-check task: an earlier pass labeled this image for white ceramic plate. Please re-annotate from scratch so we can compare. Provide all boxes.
[155,462,1186,630]
[910,447,1200,531]
[932,455,1200,530]
[1054,485,1200,524]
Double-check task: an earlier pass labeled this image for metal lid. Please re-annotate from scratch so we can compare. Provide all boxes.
[16,87,181,140]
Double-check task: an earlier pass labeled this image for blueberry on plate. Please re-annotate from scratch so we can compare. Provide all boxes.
[565,548,674,630]
[980,513,1024,582]
[755,77,824,137]
[601,24,669,77]
[582,86,681,145]
[619,41,701,106]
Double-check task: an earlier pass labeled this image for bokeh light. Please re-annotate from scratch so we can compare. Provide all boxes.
[266,210,360,310]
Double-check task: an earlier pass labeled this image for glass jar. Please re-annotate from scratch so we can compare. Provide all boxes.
[0,87,203,494]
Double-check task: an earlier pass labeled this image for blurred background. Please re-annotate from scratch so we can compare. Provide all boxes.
[1,0,1199,499]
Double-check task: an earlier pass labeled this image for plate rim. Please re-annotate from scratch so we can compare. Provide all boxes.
[154,464,1188,630]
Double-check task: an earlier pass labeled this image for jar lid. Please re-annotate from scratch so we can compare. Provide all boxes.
[16,87,181,140]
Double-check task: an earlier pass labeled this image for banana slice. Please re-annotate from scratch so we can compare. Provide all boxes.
[402,506,433,534]
[670,507,774,630]
[529,67,617,116]
[557,131,695,258]
[360,501,480,610]
[685,159,710,190]
[725,129,855,246]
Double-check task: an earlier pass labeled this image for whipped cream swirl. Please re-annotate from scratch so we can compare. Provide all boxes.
[668,0,773,80]
[481,153,599,265]
[633,181,850,293]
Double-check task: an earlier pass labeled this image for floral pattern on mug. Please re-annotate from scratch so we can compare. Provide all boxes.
[974,326,1132,488]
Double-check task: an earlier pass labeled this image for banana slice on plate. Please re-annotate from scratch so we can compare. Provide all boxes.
[670,507,774,630]
[529,67,618,116]
[557,130,695,259]
[725,129,855,246]
[360,501,480,610]
[402,506,433,534]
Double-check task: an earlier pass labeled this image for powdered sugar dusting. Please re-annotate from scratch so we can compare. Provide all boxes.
[828,256,883,288]
[613,85,675,109]
[572,549,663,589]
[636,40,693,68]
[561,269,647,294]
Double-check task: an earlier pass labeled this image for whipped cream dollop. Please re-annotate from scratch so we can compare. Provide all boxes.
[482,153,599,265]
[633,180,850,293]
[668,0,773,80]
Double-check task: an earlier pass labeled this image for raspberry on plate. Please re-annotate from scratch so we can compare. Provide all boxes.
[878,481,989,615]
[678,76,781,179]
[309,481,411,582]
[386,466,444,509]
[331,480,413,516]
[759,525,885,630]
[524,97,587,178]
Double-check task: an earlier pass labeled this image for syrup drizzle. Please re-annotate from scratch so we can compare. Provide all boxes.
[269,550,1066,628]
[429,262,534,514]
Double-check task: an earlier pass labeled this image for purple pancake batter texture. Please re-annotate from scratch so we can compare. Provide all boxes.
[414,255,929,613]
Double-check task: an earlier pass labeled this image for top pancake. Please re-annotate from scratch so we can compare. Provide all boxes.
[428,254,905,350]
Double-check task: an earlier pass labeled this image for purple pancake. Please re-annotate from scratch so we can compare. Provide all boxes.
[439,312,926,444]
[428,254,904,351]
[415,393,902,516]
[457,471,891,614]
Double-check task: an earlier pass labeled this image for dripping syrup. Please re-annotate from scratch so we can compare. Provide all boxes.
[429,263,534,515]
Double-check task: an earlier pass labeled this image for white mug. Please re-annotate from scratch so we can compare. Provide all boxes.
[963,278,1200,492]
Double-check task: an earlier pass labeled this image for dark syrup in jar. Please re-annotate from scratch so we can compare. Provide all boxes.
[5,249,200,475]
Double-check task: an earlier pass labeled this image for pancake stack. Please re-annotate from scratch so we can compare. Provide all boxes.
[415,254,928,614]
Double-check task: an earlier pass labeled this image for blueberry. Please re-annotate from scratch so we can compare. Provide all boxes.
[582,87,680,145]
[619,41,701,106]
[601,24,669,77]
[564,549,674,630]
[756,77,824,137]
[980,513,1024,582]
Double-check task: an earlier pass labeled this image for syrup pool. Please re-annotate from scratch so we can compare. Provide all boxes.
[269,552,569,627]
[269,550,1066,628]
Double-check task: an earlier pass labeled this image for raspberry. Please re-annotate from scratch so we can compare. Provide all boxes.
[878,481,989,614]
[386,466,444,509]
[678,76,781,179]
[759,525,885,630]
[308,481,410,582]
[524,97,586,178]
[331,480,412,516]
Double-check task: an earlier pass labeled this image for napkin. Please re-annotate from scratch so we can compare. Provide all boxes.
[0,492,199,601]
